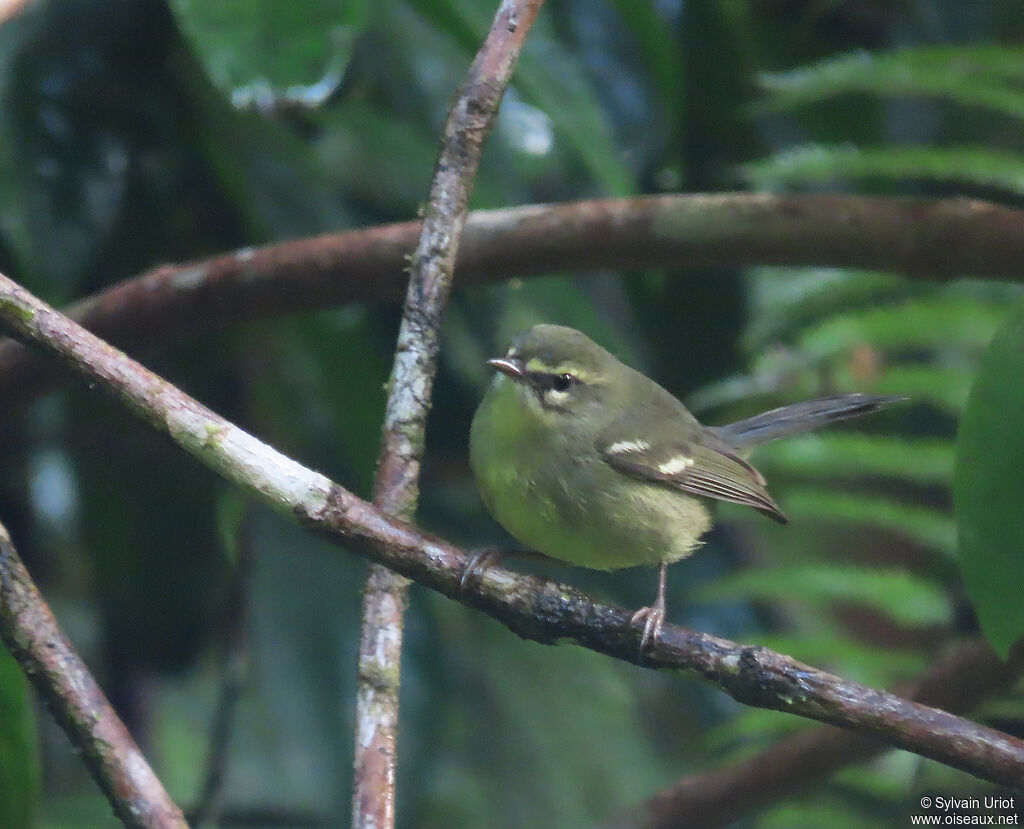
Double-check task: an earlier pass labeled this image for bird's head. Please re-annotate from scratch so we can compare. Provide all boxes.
[485,324,621,423]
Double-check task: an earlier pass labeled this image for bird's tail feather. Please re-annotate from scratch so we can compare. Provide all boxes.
[712,394,905,448]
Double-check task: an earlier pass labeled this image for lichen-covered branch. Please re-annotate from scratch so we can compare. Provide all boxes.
[3,194,1024,409]
[0,521,186,829]
[352,3,545,828]
[1,270,1023,790]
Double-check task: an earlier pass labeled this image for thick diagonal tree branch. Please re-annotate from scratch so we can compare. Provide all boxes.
[2,194,1024,410]
[353,3,544,828]
[0,521,186,829]
[1,271,1023,790]
[605,640,1021,829]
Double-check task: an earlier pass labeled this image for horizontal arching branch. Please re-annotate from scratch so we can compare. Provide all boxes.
[2,193,1023,407]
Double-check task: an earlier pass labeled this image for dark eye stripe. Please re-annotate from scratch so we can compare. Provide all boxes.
[525,371,578,411]
[528,371,577,393]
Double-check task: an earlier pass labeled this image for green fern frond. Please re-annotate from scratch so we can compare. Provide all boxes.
[835,365,973,415]
[755,46,1024,120]
[746,268,907,348]
[797,299,1005,360]
[754,435,953,485]
[743,144,1024,196]
[689,357,974,416]
[698,564,951,627]
[779,491,957,556]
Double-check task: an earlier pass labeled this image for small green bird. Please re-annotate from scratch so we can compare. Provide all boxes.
[469,324,902,646]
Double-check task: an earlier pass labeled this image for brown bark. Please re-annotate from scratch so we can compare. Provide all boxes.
[351,3,547,829]
[605,641,1019,829]
[1,269,1022,790]
[3,194,1023,409]
[0,522,187,828]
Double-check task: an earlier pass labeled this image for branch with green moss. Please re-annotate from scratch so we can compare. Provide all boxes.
[352,3,546,828]
[0,521,186,829]
[2,269,1023,791]
[3,194,1024,409]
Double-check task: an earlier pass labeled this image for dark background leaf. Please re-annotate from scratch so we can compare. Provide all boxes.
[955,300,1024,659]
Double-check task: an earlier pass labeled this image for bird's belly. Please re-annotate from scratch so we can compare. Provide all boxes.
[477,456,710,572]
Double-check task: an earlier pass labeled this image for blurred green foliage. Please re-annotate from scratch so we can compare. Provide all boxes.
[0,1,1022,827]
[955,300,1024,659]
[0,647,39,829]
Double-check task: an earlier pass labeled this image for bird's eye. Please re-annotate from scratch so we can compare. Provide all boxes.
[552,373,574,393]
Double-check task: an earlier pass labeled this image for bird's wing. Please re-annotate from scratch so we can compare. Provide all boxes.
[599,429,788,523]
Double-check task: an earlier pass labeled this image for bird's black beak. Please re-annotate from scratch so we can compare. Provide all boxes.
[486,357,525,379]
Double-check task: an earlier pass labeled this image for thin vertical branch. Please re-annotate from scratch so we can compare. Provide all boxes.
[190,508,255,827]
[0,520,187,829]
[350,2,546,828]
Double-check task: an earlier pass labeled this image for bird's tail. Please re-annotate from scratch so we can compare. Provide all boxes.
[711,394,906,448]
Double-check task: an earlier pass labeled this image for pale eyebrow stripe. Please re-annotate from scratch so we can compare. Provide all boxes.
[523,358,596,384]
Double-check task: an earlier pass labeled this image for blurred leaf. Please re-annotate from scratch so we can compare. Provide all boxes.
[798,300,1005,360]
[954,300,1024,658]
[690,288,999,418]
[0,647,38,829]
[760,797,884,829]
[68,338,234,675]
[838,365,973,415]
[698,564,951,627]
[405,0,481,53]
[757,46,1024,121]
[405,0,633,194]
[313,102,437,213]
[756,632,929,687]
[704,706,810,757]
[690,363,970,418]
[152,509,364,816]
[0,0,349,297]
[0,5,127,293]
[608,0,685,132]
[0,7,41,283]
[290,310,390,494]
[744,143,1024,197]
[180,66,354,240]
[755,435,953,485]
[39,794,121,829]
[516,35,635,195]
[418,603,676,829]
[779,490,957,556]
[745,268,906,348]
[835,750,925,800]
[169,0,366,93]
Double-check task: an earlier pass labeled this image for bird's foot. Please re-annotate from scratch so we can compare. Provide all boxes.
[631,560,670,651]
[458,546,505,593]
[459,547,554,593]
[630,604,665,651]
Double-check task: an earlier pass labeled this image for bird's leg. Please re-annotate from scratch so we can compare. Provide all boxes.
[630,560,668,650]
